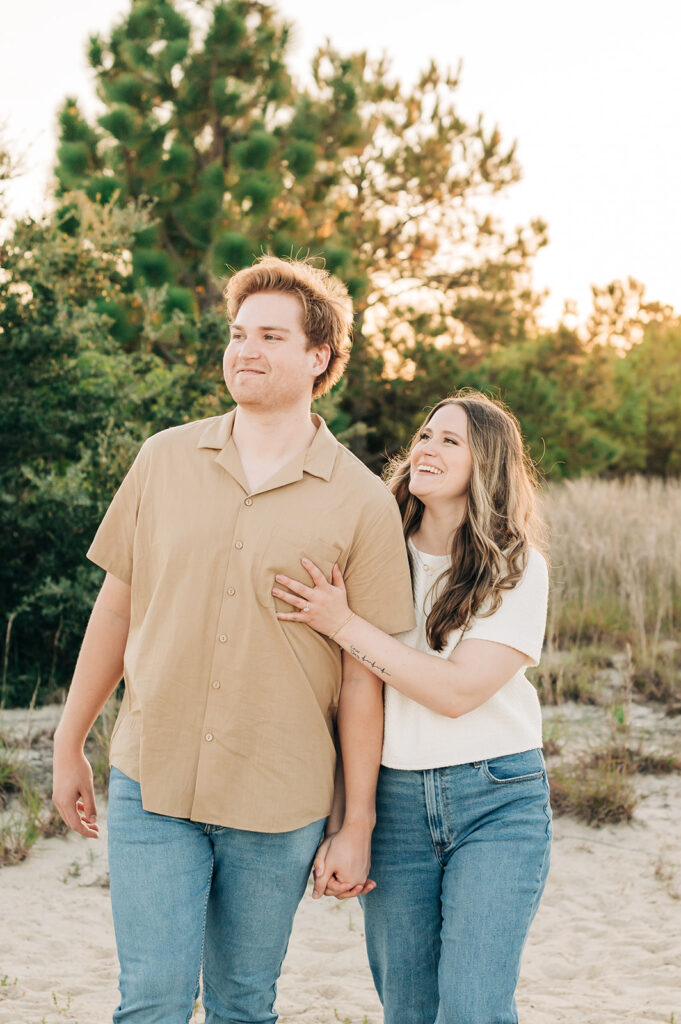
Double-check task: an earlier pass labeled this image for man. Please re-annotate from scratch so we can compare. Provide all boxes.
[52,256,415,1023]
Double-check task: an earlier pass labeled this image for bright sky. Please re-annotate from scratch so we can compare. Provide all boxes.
[2,0,680,326]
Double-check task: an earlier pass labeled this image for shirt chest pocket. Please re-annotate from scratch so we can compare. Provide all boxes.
[255,529,344,610]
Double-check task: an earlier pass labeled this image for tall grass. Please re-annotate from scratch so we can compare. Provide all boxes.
[542,476,681,656]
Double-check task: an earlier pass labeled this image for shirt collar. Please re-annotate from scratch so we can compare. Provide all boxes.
[197,408,338,489]
[302,414,339,481]
[196,408,237,451]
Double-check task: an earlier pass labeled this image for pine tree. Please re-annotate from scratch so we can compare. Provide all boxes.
[54,0,546,461]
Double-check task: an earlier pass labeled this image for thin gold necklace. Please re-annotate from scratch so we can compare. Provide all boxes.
[410,540,448,576]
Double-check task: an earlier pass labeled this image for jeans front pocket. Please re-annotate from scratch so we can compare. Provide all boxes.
[481,748,546,785]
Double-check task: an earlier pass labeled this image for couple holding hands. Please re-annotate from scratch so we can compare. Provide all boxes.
[53,256,551,1024]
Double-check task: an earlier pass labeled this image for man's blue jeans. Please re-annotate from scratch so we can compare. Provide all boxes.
[107,767,325,1023]
[360,750,552,1024]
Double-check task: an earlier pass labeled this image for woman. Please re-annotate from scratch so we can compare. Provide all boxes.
[273,391,551,1024]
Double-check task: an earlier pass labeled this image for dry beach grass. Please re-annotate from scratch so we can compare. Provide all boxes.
[542,475,681,660]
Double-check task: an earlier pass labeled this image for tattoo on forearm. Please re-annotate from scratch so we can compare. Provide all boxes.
[349,646,391,677]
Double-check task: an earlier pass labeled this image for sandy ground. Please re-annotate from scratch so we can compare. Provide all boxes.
[1,705,681,1024]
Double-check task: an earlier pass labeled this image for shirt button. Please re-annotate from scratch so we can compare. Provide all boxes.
[205,733,214,742]
[244,497,253,507]
[227,587,236,596]
[218,634,228,643]
[211,680,221,689]
[235,540,243,549]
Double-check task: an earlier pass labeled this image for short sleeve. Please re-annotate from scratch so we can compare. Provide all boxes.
[462,548,549,665]
[86,441,151,585]
[343,496,416,636]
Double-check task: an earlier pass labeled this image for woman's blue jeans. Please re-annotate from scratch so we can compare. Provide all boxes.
[360,750,552,1024]
[107,767,325,1024]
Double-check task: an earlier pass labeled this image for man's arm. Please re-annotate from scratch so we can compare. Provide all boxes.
[312,651,382,899]
[52,572,131,838]
[325,732,346,837]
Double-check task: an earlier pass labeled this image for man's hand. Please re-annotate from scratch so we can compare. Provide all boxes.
[50,572,130,841]
[311,824,376,900]
[52,743,99,839]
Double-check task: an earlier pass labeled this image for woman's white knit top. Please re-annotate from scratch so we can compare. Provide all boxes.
[381,541,549,769]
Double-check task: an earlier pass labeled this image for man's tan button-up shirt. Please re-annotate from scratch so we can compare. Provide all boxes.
[87,410,415,832]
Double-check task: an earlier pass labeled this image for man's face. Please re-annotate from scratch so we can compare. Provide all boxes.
[223,291,330,411]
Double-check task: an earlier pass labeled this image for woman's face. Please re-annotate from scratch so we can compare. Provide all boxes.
[409,403,474,508]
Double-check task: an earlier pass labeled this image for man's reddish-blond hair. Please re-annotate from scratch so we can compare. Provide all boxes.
[224,256,353,399]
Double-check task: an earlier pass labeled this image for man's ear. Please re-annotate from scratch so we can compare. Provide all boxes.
[312,344,331,376]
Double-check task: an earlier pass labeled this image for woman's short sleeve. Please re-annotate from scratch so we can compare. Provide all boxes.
[462,548,549,665]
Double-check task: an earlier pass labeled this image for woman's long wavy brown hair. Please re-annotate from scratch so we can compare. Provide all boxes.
[384,390,546,652]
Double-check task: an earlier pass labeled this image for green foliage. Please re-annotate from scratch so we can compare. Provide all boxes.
[611,324,681,475]
[461,327,622,478]
[85,174,123,204]
[132,247,173,285]
[98,105,139,145]
[212,230,254,273]
[0,192,228,705]
[164,141,194,178]
[283,139,317,177]
[56,141,91,178]
[233,130,277,170]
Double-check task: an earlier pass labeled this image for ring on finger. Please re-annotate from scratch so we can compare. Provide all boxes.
[303,604,311,612]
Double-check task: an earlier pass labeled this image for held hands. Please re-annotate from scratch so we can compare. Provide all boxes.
[273,559,352,639]
[311,825,376,901]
